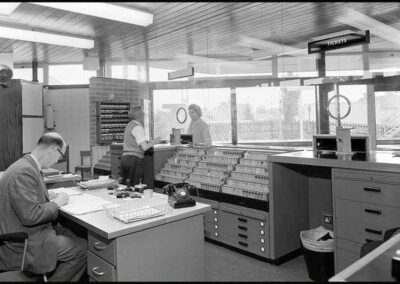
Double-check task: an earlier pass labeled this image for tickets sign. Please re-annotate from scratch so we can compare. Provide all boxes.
[308,30,369,54]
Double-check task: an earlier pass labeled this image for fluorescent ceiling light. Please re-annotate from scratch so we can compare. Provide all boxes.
[0,26,94,49]
[31,2,153,27]
[237,36,307,60]
[0,2,21,15]
[337,8,400,45]
[311,30,356,41]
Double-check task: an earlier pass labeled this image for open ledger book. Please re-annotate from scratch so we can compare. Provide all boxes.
[48,187,113,215]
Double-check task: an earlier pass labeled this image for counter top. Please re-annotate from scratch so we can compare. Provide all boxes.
[268,150,400,173]
[330,232,400,281]
[59,187,211,239]
[111,142,180,152]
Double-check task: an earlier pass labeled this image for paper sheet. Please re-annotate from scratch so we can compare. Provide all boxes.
[60,193,113,215]
[48,187,83,197]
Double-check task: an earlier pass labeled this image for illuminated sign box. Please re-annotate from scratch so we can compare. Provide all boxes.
[308,30,369,54]
[168,67,194,80]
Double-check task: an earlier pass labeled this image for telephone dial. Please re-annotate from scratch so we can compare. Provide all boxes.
[163,183,197,208]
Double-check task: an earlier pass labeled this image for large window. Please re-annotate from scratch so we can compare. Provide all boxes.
[13,67,44,83]
[153,88,231,143]
[236,86,315,143]
[376,91,400,140]
[328,85,368,135]
[49,64,96,84]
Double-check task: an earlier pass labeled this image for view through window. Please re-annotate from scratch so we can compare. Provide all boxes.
[236,86,316,143]
[153,88,231,143]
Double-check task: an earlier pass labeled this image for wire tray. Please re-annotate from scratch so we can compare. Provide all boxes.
[103,196,172,223]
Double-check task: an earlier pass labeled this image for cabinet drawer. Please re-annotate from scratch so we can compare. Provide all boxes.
[220,232,269,257]
[219,223,268,245]
[336,248,359,273]
[220,209,267,232]
[334,178,400,208]
[336,237,363,254]
[87,251,116,282]
[204,221,220,240]
[333,169,400,184]
[336,218,385,244]
[204,213,219,224]
[88,231,116,265]
[335,198,400,228]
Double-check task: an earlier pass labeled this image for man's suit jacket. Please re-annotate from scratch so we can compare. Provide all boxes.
[0,155,59,274]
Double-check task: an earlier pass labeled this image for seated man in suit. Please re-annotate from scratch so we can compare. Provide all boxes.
[0,132,87,281]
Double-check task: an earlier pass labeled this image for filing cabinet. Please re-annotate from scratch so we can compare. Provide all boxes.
[333,168,400,273]
[219,202,269,258]
[87,231,117,282]
[193,196,220,241]
[96,102,130,145]
[110,144,122,178]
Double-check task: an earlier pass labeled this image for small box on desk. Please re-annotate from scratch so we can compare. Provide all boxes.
[313,134,369,154]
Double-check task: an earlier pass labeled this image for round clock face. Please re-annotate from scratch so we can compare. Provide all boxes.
[327,94,351,120]
[176,107,187,124]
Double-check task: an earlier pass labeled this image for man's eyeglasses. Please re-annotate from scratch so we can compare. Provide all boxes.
[56,148,65,162]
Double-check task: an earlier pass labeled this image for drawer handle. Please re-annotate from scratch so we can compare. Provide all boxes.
[365,228,382,235]
[238,233,248,239]
[92,266,105,277]
[364,208,382,215]
[238,217,247,223]
[363,186,381,193]
[238,241,248,247]
[238,225,248,231]
[93,241,107,250]
[366,238,379,243]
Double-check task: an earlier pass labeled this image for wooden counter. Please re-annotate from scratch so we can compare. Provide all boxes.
[269,150,400,173]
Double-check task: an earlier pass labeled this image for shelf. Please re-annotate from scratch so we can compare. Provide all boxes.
[96,102,130,145]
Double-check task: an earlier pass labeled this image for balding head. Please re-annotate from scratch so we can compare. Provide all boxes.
[37,132,66,152]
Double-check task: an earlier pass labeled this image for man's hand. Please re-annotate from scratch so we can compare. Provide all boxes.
[49,191,58,200]
[52,192,69,207]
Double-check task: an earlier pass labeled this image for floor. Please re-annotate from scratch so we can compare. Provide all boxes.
[204,241,310,282]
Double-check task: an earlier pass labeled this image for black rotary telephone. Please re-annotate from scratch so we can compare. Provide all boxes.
[163,183,197,208]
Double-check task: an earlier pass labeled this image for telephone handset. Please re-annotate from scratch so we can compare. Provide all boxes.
[163,183,196,208]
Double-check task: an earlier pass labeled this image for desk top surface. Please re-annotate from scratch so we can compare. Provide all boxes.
[269,150,400,173]
[330,233,400,281]
[59,187,211,239]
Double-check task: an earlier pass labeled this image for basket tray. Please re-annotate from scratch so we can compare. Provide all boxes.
[104,196,172,223]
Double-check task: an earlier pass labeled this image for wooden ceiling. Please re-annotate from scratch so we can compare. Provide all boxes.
[2,2,400,75]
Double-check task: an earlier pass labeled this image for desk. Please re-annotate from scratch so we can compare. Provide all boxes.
[268,150,400,274]
[44,173,81,189]
[330,233,400,281]
[59,187,211,281]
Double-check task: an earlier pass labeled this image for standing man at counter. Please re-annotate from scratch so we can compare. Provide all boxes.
[121,106,162,186]
[187,104,212,146]
[0,132,87,281]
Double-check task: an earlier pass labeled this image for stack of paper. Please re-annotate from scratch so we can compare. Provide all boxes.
[60,193,113,215]
[48,187,82,197]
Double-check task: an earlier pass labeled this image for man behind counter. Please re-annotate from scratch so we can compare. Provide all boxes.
[187,104,212,146]
[0,132,87,281]
[121,106,162,186]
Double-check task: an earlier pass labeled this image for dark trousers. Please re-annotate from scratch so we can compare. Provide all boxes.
[48,225,87,282]
[120,155,144,186]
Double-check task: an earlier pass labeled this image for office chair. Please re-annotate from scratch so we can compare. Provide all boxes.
[360,227,400,257]
[0,232,47,282]
[75,150,92,181]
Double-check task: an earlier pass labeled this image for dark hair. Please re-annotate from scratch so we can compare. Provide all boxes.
[37,133,64,149]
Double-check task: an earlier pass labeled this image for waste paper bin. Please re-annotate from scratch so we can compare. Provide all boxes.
[300,226,334,282]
